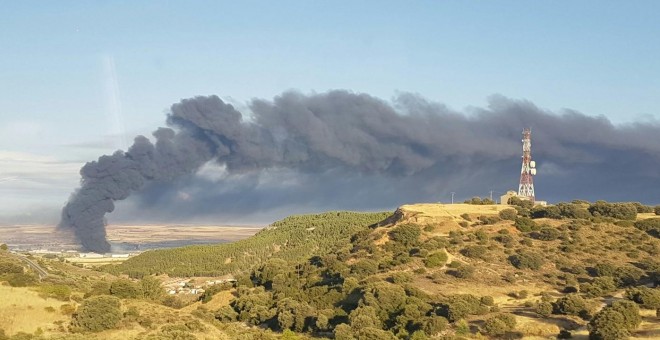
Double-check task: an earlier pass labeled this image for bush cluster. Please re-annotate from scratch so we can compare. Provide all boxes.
[424,251,448,268]
[508,251,544,270]
[634,218,660,239]
[71,296,122,332]
[588,201,637,220]
[589,300,641,340]
[464,197,495,205]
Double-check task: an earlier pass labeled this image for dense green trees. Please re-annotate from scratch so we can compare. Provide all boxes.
[389,224,421,247]
[111,211,389,277]
[0,261,24,274]
[109,279,142,299]
[508,251,544,270]
[482,313,516,336]
[513,217,538,232]
[498,209,517,221]
[589,308,630,340]
[508,197,533,209]
[589,301,641,340]
[588,201,637,220]
[553,294,592,319]
[71,296,122,332]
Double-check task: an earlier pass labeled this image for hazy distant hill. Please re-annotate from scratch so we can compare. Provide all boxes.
[108,211,390,278]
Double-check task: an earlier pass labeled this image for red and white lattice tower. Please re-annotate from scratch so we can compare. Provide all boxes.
[518,128,536,202]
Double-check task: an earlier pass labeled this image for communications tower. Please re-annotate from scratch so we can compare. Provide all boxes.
[518,128,536,202]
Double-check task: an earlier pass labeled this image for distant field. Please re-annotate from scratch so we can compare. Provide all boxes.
[0,224,262,252]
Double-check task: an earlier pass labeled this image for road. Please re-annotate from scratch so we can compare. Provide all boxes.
[14,253,49,279]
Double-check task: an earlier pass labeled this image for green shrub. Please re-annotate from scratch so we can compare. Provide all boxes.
[508,251,544,270]
[351,259,379,277]
[390,272,413,284]
[508,197,533,209]
[449,265,475,279]
[140,276,165,301]
[333,323,353,340]
[556,203,592,219]
[531,227,561,241]
[655,206,660,215]
[611,300,641,330]
[588,201,637,220]
[477,215,501,225]
[625,286,660,309]
[531,206,562,219]
[535,301,553,317]
[7,273,36,287]
[110,279,142,299]
[514,217,538,232]
[634,218,660,238]
[582,276,617,298]
[498,209,518,221]
[589,308,630,340]
[40,284,72,301]
[632,202,654,213]
[614,266,644,287]
[0,261,24,274]
[480,296,494,306]
[215,305,238,322]
[465,197,494,205]
[460,245,488,259]
[390,224,422,246]
[593,263,617,277]
[71,296,122,332]
[441,301,471,322]
[424,251,448,268]
[553,294,590,317]
[482,313,516,336]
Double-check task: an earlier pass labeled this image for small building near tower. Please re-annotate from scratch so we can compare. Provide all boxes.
[500,190,547,206]
[500,191,518,205]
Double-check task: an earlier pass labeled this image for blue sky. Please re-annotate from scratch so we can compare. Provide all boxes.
[1,1,659,221]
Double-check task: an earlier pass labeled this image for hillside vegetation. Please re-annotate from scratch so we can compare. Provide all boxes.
[1,200,660,340]
[108,211,390,277]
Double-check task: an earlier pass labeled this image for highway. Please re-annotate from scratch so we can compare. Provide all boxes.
[14,253,49,279]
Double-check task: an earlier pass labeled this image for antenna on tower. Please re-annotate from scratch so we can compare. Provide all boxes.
[518,128,536,203]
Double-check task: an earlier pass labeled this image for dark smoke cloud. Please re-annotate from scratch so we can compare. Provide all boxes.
[60,90,660,252]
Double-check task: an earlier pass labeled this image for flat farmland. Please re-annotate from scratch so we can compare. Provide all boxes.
[0,224,263,252]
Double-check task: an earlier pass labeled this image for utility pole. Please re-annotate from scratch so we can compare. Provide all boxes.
[489,190,493,201]
[450,192,455,204]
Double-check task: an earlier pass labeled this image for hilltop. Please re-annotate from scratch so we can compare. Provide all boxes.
[0,201,659,340]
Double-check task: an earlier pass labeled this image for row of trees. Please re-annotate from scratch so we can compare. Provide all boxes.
[509,198,660,221]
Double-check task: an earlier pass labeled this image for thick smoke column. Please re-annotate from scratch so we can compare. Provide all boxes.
[60,91,660,252]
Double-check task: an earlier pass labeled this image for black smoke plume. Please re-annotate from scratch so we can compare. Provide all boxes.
[60,91,660,252]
